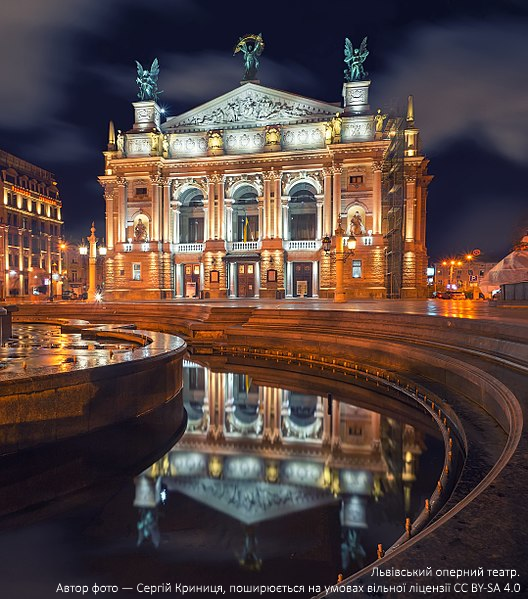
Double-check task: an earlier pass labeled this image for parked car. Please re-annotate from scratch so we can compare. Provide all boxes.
[61,290,78,300]
[444,291,466,300]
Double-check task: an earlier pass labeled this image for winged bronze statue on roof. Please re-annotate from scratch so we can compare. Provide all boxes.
[344,37,369,82]
[136,58,163,102]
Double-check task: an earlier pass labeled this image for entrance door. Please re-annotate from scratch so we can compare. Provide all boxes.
[184,263,201,298]
[293,262,313,297]
[237,263,255,297]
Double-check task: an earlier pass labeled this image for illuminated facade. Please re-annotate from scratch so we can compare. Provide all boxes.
[0,150,63,300]
[100,71,431,300]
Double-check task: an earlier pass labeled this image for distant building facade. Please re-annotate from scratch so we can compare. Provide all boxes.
[432,260,496,294]
[100,60,431,300]
[0,150,63,300]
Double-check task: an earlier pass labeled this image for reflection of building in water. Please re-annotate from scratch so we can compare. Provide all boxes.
[135,362,424,569]
[380,417,424,517]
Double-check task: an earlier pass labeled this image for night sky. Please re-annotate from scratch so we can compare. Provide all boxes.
[1,0,527,262]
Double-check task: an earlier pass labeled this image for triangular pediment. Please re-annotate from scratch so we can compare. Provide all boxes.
[163,83,341,132]
[166,478,336,525]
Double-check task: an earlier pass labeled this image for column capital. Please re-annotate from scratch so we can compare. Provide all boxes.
[331,164,343,175]
[207,172,223,184]
[150,173,165,185]
[116,176,127,186]
[371,160,383,172]
[263,168,280,181]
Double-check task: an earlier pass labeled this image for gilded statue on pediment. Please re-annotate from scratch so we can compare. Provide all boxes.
[233,34,265,81]
[331,113,342,143]
[374,109,387,133]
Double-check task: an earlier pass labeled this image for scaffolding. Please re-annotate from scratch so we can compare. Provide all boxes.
[382,118,405,299]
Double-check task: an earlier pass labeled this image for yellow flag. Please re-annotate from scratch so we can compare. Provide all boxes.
[243,216,249,243]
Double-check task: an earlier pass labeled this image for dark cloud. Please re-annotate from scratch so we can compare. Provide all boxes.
[373,19,528,164]
[96,51,319,115]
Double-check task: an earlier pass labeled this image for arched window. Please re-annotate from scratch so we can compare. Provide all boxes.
[232,185,259,242]
[179,188,205,243]
[289,183,317,240]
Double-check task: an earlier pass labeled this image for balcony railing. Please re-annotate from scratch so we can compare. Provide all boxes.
[226,241,261,252]
[283,240,321,251]
[174,243,204,253]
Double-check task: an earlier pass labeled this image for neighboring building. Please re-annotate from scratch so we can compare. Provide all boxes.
[0,150,63,300]
[431,259,497,294]
[99,51,431,301]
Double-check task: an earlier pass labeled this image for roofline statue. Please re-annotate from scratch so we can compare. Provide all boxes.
[344,37,369,82]
[136,58,163,102]
[233,33,265,82]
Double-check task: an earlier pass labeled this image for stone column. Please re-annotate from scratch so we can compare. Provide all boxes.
[225,199,234,242]
[281,198,290,241]
[312,261,319,298]
[404,175,417,242]
[372,161,383,235]
[217,178,225,240]
[332,165,342,230]
[229,262,236,296]
[173,201,181,244]
[162,179,171,242]
[150,174,162,241]
[323,167,332,236]
[207,178,216,240]
[104,188,115,250]
[116,177,127,243]
[263,173,272,239]
[203,200,209,241]
[316,197,324,240]
[274,176,282,238]
[258,198,265,240]
[175,263,183,297]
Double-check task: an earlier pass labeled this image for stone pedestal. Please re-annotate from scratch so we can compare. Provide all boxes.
[132,101,161,132]
[342,81,371,115]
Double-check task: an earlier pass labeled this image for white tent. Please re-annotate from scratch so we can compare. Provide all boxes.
[480,235,528,294]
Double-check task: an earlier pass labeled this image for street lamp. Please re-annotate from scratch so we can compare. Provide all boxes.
[323,216,357,303]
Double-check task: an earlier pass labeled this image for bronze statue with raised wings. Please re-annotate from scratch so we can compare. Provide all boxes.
[136,58,162,102]
[344,37,369,82]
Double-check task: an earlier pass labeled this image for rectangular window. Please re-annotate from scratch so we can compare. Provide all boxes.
[135,187,147,195]
[352,259,362,279]
[132,263,141,281]
[349,175,364,185]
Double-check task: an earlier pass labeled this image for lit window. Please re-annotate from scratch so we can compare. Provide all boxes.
[132,263,141,280]
[349,175,363,186]
[352,259,362,278]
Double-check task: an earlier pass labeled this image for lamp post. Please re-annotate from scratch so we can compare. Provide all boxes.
[87,222,98,301]
[323,216,357,303]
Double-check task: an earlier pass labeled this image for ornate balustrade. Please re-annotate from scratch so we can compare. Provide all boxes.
[282,240,321,251]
